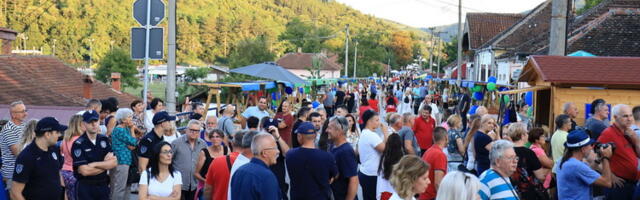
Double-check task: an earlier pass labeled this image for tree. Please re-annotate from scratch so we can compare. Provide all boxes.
[390,31,414,67]
[279,17,334,53]
[306,55,324,79]
[95,47,140,90]
[184,67,210,82]
[228,36,276,68]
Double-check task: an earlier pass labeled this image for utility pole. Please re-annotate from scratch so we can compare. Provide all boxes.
[353,39,358,78]
[549,0,568,55]
[88,38,94,68]
[52,39,56,56]
[456,0,463,83]
[432,31,444,77]
[427,27,435,74]
[344,24,349,77]
[166,0,177,114]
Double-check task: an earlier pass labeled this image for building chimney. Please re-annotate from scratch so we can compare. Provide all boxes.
[0,28,18,55]
[297,47,302,53]
[83,75,94,99]
[111,72,121,91]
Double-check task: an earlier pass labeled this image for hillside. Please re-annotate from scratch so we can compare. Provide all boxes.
[0,0,433,67]
[422,24,459,42]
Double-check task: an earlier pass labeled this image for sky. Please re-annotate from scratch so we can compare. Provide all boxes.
[335,0,547,27]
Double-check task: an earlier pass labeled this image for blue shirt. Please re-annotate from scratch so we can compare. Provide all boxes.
[478,169,518,200]
[13,142,63,200]
[241,106,269,120]
[138,129,164,159]
[72,133,112,182]
[585,117,609,139]
[286,147,338,200]
[557,158,600,200]
[330,143,358,200]
[111,127,138,165]
[230,158,280,200]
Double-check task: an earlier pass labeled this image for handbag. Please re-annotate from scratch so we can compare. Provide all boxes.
[127,151,141,184]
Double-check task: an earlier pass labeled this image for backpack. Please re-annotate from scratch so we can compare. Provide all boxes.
[510,158,549,200]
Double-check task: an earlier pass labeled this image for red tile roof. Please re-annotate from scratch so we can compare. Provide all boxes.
[521,55,640,85]
[276,53,342,71]
[0,55,139,107]
[465,13,524,49]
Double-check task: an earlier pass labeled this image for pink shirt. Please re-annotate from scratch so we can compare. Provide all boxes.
[61,136,80,171]
[530,144,552,188]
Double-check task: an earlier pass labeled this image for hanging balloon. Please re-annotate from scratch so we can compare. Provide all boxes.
[469,105,479,115]
[525,91,534,106]
[304,86,311,94]
[486,82,497,91]
[473,85,483,92]
[502,95,510,104]
[499,87,509,92]
[271,93,277,100]
[299,87,304,94]
[488,76,497,83]
[285,87,293,95]
[312,101,320,109]
[473,92,484,101]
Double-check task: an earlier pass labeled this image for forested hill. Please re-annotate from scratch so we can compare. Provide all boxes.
[0,0,436,72]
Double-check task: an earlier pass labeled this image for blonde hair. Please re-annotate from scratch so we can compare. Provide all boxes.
[436,171,481,200]
[64,115,83,142]
[389,155,430,199]
[507,122,528,142]
[446,115,462,128]
[19,120,38,151]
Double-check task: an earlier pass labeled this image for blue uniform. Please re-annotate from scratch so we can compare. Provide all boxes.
[138,129,164,159]
[230,158,281,200]
[71,133,112,200]
[13,142,63,200]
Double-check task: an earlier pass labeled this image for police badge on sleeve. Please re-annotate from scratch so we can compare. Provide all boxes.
[15,164,23,174]
[100,140,107,148]
[74,149,82,157]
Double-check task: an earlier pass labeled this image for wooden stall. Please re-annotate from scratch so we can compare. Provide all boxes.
[501,55,640,130]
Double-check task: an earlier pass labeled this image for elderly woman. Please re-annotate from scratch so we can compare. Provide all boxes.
[507,122,548,199]
[388,155,431,200]
[110,108,138,200]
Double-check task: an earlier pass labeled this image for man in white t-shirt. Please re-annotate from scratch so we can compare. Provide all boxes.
[357,110,389,200]
[227,130,259,200]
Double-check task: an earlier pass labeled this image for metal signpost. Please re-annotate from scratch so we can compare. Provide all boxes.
[132,0,165,106]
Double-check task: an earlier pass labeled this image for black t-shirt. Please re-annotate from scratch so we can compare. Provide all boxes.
[513,146,543,199]
[335,91,346,106]
[286,147,338,200]
[269,141,288,197]
[330,143,358,200]
[457,93,471,114]
[291,120,303,148]
[138,129,164,158]
[72,133,112,181]
[13,142,63,200]
[346,93,355,113]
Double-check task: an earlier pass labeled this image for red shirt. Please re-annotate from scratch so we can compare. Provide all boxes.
[598,124,639,180]
[368,99,379,113]
[275,112,294,147]
[205,152,239,200]
[413,116,436,150]
[420,145,447,200]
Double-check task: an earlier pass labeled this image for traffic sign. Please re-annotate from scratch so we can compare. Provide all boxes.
[133,0,165,26]
[131,27,164,60]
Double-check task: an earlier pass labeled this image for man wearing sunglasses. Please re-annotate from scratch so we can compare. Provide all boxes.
[171,120,207,200]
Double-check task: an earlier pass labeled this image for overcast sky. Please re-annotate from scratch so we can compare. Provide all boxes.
[335,0,547,27]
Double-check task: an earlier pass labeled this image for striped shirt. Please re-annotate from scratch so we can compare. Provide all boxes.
[479,169,519,200]
[0,121,24,179]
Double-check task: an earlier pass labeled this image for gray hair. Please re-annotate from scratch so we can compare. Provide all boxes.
[187,119,202,129]
[489,140,514,165]
[435,171,481,200]
[114,108,134,123]
[251,133,275,155]
[388,113,402,126]
[242,130,260,148]
[329,116,349,134]
[9,101,24,109]
[612,104,629,118]
[562,102,574,114]
[86,99,102,109]
[232,131,245,147]
[402,113,414,124]
[315,107,326,113]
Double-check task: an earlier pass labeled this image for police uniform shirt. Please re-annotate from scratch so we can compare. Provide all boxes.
[13,141,63,200]
[71,133,112,181]
[138,129,164,159]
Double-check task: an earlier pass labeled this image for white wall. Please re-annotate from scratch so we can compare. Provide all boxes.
[287,69,340,79]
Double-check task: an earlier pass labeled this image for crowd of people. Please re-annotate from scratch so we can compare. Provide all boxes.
[2,75,640,200]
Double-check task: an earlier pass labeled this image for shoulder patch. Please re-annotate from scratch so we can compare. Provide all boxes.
[100,140,107,149]
[15,164,23,174]
[52,152,58,160]
[74,149,82,157]
[140,146,148,154]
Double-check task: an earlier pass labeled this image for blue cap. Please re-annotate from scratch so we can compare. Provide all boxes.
[295,122,316,135]
[565,129,595,148]
[82,110,100,123]
[152,111,176,125]
[36,117,67,134]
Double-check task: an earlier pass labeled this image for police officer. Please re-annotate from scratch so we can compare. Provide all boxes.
[11,117,66,200]
[72,110,118,200]
[137,111,175,172]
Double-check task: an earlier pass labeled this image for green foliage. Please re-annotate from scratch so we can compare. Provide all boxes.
[441,37,458,67]
[184,67,210,82]
[306,55,324,79]
[577,0,604,15]
[95,47,140,89]
[279,17,334,53]
[228,36,276,68]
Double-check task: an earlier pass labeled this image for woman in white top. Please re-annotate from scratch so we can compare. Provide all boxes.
[376,134,406,199]
[139,141,182,200]
[345,114,360,152]
[462,115,482,173]
[398,88,413,115]
[357,109,389,200]
[388,155,431,200]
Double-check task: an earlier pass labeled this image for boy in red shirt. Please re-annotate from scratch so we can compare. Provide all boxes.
[420,127,448,200]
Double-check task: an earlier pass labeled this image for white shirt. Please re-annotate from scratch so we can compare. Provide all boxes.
[376,174,396,200]
[144,110,155,133]
[389,192,416,200]
[227,153,251,200]
[139,170,182,197]
[358,129,383,176]
[163,132,180,143]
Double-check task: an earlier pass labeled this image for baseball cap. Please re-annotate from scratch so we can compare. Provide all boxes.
[36,117,68,134]
[565,129,596,148]
[82,110,100,123]
[295,122,316,135]
[152,111,176,125]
